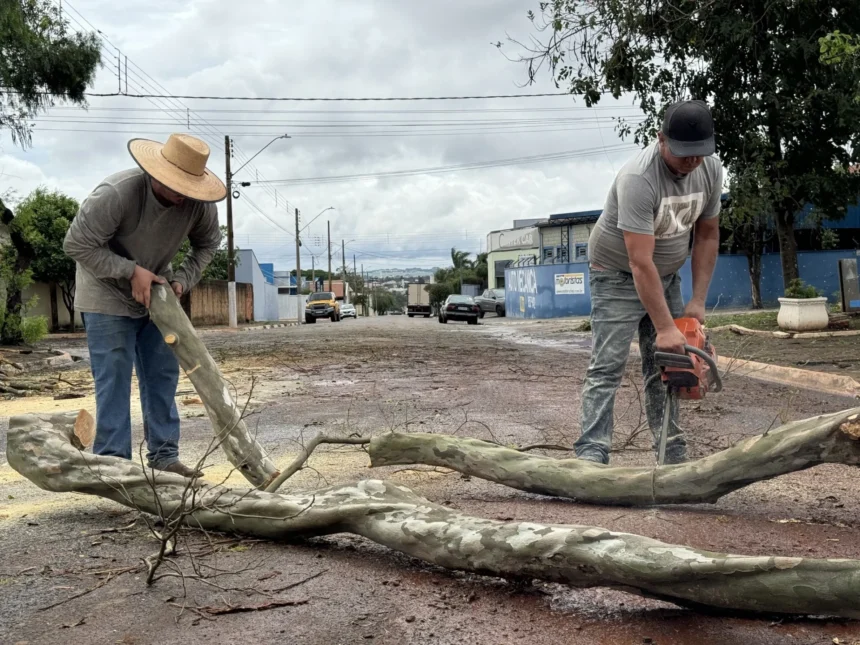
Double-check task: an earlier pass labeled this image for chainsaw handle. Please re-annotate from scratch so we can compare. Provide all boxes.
[683,345,723,393]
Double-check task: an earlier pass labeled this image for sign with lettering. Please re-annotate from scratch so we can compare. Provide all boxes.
[487,227,538,252]
[554,273,585,295]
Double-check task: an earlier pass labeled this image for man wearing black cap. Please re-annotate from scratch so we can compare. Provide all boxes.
[575,100,723,465]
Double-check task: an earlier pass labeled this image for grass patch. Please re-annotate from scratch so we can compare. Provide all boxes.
[705,311,780,331]
[706,309,860,331]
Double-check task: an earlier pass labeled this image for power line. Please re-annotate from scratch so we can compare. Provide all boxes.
[58,0,301,219]
[34,115,632,127]
[248,145,635,186]
[76,91,581,102]
[47,104,641,115]
[239,192,296,239]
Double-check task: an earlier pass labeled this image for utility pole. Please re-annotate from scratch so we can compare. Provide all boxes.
[353,254,358,314]
[311,256,315,292]
[294,207,301,324]
[327,220,332,292]
[224,135,237,328]
[341,239,347,303]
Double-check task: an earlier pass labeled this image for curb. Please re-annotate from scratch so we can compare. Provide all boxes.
[628,342,859,398]
[241,322,300,332]
[710,324,860,339]
[716,355,860,398]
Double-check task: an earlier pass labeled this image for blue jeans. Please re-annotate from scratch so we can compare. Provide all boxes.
[82,312,181,468]
[575,269,685,464]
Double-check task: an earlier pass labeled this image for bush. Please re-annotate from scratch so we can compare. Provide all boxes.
[784,279,820,299]
[21,315,48,345]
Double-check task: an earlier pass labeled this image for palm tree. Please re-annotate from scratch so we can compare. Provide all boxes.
[450,248,473,270]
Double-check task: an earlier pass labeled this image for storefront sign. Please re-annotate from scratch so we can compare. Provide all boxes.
[554,273,585,295]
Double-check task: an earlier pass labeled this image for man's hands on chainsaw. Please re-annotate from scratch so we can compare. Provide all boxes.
[682,300,706,324]
[131,265,165,308]
[656,325,688,355]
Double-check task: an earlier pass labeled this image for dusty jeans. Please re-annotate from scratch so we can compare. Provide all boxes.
[83,312,181,469]
[575,268,686,464]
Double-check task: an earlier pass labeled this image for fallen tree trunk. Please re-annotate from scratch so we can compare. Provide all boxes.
[8,411,860,619]
[369,409,860,506]
[148,284,278,488]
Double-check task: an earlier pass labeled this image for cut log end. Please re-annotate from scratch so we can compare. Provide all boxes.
[73,409,95,449]
[164,334,178,346]
[840,415,860,441]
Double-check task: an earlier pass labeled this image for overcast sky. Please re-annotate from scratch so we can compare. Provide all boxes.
[0,0,644,272]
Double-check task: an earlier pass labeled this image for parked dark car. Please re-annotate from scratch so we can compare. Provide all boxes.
[438,295,480,325]
[474,288,506,317]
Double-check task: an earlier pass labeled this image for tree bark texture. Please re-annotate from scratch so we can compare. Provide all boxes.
[48,282,59,332]
[7,411,860,619]
[147,284,279,488]
[368,409,860,506]
[775,207,800,287]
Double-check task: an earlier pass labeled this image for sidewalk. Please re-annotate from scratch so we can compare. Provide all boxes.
[47,320,299,341]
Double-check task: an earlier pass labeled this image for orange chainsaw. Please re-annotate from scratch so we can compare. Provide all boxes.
[653,317,722,465]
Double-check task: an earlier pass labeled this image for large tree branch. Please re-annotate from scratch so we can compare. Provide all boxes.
[7,411,860,619]
[147,284,279,488]
[368,409,860,506]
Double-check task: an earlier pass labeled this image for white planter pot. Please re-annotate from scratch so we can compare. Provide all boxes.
[777,297,829,332]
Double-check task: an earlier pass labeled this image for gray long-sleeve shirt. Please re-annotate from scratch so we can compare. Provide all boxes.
[64,168,221,318]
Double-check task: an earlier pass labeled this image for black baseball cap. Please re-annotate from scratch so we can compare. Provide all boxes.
[661,100,715,157]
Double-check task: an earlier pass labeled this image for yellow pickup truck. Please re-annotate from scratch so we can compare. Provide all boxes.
[305,291,341,323]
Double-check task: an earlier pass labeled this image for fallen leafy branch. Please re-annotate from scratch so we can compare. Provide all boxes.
[7,411,860,619]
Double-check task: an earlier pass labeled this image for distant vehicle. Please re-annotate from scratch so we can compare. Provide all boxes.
[407,283,432,318]
[341,303,357,319]
[305,291,341,323]
[388,309,404,315]
[438,295,480,325]
[475,288,506,318]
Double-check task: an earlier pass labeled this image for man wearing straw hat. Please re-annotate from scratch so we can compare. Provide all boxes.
[64,133,227,478]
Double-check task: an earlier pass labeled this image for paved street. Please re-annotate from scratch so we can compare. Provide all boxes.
[1,316,859,644]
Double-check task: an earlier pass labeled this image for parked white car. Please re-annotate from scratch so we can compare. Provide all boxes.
[341,303,357,319]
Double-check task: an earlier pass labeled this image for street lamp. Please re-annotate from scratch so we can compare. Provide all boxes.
[224,133,289,329]
[295,207,335,323]
[300,206,335,235]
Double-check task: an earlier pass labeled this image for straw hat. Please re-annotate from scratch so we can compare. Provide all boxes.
[127,134,227,203]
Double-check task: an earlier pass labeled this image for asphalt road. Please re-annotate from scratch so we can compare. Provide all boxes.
[1,315,859,644]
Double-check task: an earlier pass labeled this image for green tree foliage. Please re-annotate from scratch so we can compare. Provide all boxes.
[722,162,775,309]
[820,31,860,67]
[372,289,396,314]
[1,0,102,148]
[13,188,78,329]
[0,197,36,345]
[513,1,860,286]
[431,248,486,304]
[171,226,239,282]
[426,282,454,311]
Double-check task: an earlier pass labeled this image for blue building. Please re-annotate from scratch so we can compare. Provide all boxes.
[503,198,860,319]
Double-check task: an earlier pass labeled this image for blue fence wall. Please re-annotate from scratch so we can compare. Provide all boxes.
[506,250,859,319]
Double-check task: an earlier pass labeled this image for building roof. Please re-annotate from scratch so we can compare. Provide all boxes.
[537,209,602,228]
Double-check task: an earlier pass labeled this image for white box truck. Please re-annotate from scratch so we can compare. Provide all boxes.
[407,283,432,318]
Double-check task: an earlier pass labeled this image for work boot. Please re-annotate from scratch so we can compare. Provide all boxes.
[576,449,608,465]
[154,460,204,478]
[662,448,688,466]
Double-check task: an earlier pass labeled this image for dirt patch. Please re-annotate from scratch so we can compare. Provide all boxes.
[712,330,860,383]
[2,317,860,644]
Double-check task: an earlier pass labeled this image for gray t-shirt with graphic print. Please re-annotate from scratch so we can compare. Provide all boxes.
[588,141,723,276]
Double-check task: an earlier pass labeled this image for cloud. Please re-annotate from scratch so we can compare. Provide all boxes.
[1,0,641,270]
